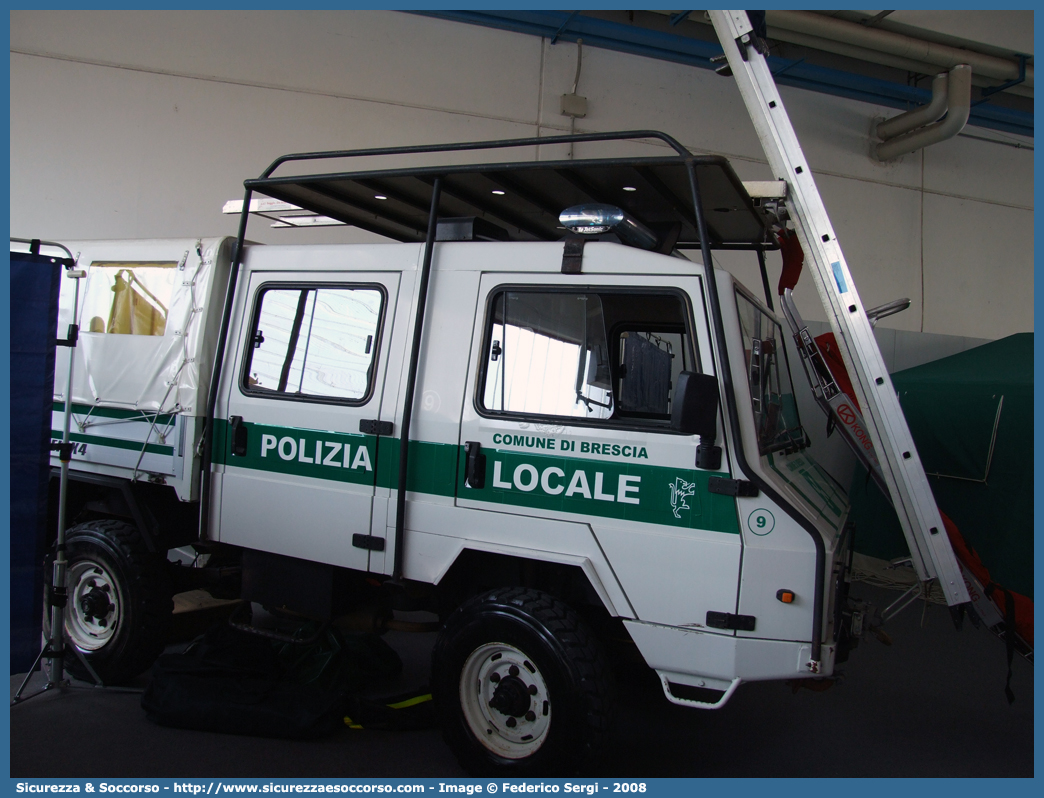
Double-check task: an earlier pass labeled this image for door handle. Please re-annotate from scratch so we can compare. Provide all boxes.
[360,419,394,436]
[464,441,486,489]
[230,415,248,457]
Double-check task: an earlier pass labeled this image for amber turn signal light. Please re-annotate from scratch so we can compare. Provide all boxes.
[776,589,795,604]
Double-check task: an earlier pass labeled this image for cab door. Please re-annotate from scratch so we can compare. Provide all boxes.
[215,269,399,571]
[456,266,743,630]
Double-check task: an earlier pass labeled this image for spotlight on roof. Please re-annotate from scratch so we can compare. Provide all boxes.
[559,204,658,250]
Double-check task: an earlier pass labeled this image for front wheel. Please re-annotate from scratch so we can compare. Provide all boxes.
[432,588,614,775]
[62,520,173,684]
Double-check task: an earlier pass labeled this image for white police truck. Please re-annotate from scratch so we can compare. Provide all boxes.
[43,127,958,775]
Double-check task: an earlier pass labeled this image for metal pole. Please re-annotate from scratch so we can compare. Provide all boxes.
[393,178,442,579]
[46,267,84,686]
[757,248,774,311]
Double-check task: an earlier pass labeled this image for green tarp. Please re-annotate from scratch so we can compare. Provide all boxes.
[849,333,1033,598]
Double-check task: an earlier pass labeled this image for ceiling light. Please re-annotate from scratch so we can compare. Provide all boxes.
[622,186,637,192]
[374,195,387,200]
[491,190,506,196]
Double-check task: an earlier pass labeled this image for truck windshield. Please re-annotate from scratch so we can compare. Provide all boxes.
[735,290,806,456]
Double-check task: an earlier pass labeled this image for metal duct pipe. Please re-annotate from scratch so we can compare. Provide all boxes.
[766,10,1033,88]
[876,72,949,140]
[765,26,1033,99]
[873,65,972,161]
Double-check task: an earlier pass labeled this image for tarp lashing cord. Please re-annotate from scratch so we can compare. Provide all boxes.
[128,249,202,482]
[775,229,1032,700]
[130,367,186,482]
[68,404,180,489]
[72,404,176,436]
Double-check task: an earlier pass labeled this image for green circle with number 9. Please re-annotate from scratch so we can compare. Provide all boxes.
[747,508,775,536]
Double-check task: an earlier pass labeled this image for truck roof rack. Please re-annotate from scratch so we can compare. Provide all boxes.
[235,130,777,249]
[209,129,782,583]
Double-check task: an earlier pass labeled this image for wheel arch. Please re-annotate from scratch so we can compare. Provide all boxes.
[50,470,201,552]
[434,544,632,624]
[431,586,616,775]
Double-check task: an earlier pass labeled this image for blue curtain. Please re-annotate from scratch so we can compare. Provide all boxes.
[10,252,61,672]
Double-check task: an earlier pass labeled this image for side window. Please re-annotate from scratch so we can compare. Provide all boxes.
[481,289,694,426]
[243,285,382,403]
[82,261,177,336]
[483,291,613,419]
[735,289,805,455]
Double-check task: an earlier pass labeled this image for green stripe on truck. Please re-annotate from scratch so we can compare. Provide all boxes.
[52,401,177,426]
[50,430,174,456]
[214,420,739,534]
[461,446,739,533]
[214,420,380,487]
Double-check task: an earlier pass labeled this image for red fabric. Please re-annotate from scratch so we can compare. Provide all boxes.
[776,228,804,294]
[941,509,1033,647]
[813,333,861,414]
[1008,593,1034,648]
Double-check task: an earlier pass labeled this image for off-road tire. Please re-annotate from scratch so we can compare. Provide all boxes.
[62,520,173,684]
[432,587,615,776]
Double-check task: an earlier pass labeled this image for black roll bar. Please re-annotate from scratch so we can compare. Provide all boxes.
[393,178,442,579]
[256,129,694,180]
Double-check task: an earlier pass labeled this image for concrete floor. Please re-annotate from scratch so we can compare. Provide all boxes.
[9,585,1033,778]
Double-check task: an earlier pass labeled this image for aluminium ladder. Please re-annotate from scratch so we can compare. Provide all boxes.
[708,10,970,608]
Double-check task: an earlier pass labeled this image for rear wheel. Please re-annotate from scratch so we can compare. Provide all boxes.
[432,587,614,775]
[62,520,173,684]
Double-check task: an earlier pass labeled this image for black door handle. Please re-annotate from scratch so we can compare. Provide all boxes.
[230,415,248,457]
[464,441,486,489]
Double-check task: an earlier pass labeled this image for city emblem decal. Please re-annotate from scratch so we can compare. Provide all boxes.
[669,477,696,519]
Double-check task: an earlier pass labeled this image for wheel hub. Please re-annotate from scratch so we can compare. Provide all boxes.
[489,674,532,717]
[80,583,114,624]
[459,642,552,759]
[65,560,121,651]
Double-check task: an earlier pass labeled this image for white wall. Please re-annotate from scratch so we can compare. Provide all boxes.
[10,10,1034,340]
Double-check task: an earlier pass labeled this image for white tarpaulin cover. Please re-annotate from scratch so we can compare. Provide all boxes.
[55,238,234,416]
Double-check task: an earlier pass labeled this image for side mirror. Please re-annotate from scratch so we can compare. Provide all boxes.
[671,372,719,439]
[672,372,722,470]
